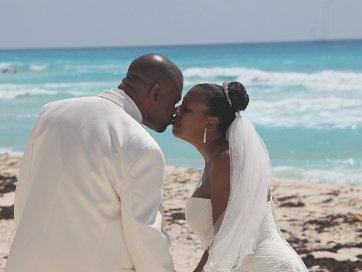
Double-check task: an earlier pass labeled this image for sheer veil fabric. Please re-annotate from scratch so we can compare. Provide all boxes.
[204,114,272,271]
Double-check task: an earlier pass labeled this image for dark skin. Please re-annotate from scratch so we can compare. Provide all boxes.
[173,87,270,271]
[193,147,230,272]
[172,87,230,271]
[118,53,183,132]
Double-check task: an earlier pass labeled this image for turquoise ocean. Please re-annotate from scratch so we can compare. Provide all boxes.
[0,40,361,185]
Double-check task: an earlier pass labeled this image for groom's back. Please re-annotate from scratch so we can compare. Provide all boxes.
[5,93,165,272]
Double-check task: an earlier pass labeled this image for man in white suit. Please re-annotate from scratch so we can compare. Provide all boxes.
[5,54,183,272]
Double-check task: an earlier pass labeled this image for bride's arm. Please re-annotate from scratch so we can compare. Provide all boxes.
[194,151,230,272]
[193,250,209,272]
[210,150,230,226]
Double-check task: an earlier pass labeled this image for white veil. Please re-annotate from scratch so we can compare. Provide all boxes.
[203,114,271,271]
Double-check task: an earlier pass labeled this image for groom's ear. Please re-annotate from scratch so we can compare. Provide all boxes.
[206,116,220,131]
[149,83,162,103]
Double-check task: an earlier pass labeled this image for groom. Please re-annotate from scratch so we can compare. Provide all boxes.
[5,54,183,272]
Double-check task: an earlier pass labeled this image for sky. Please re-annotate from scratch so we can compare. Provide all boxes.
[0,0,362,49]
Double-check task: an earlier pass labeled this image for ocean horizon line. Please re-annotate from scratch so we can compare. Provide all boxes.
[1,37,361,52]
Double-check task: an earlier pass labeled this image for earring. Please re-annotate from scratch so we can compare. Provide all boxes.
[203,128,207,144]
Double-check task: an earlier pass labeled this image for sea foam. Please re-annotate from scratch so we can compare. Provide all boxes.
[0,62,49,73]
[0,62,19,73]
[0,82,113,100]
[273,165,362,186]
[183,67,362,91]
[183,67,362,129]
[0,89,58,100]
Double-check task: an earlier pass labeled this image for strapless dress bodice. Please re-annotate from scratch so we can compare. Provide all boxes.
[185,198,279,249]
[185,197,308,271]
[185,197,214,249]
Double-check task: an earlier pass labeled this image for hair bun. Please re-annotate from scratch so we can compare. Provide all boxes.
[228,81,249,112]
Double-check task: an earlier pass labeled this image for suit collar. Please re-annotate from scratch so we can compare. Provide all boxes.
[98,89,143,124]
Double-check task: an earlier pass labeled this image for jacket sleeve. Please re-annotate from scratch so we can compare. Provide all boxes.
[14,105,46,229]
[14,102,51,229]
[14,132,35,229]
[120,147,175,272]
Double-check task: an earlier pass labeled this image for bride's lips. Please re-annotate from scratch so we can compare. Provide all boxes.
[171,116,180,127]
[172,119,180,127]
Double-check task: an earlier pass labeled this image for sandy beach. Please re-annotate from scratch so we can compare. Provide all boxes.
[1,154,361,272]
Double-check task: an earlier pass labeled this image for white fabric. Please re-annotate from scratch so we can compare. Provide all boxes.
[185,198,309,271]
[185,197,214,249]
[5,89,174,272]
[204,115,271,271]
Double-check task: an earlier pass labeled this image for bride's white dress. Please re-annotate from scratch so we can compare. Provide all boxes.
[185,197,309,272]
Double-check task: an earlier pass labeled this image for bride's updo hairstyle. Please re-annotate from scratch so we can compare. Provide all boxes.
[197,81,249,133]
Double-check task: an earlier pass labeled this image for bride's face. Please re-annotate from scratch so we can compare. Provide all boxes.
[172,87,208,143]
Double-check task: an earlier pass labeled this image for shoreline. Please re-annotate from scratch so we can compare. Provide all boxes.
[1,154,362,271]
[1,151,361,186]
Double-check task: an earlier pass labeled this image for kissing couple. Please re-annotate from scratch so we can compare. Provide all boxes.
[5,54,308,272]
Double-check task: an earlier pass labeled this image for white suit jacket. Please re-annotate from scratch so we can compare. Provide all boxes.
[5,89,175,272]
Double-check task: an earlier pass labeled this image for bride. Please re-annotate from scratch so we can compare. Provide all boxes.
[172,81,308,272]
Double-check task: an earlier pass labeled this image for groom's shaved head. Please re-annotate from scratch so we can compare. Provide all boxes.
[119,53,183,94]
[118,53,183,132]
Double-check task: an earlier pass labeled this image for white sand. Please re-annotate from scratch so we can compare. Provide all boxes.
[1,154,361,272]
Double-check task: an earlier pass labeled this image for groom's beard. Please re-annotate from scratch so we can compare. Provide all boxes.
[156,119,173,133]
[156,124,168,133]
